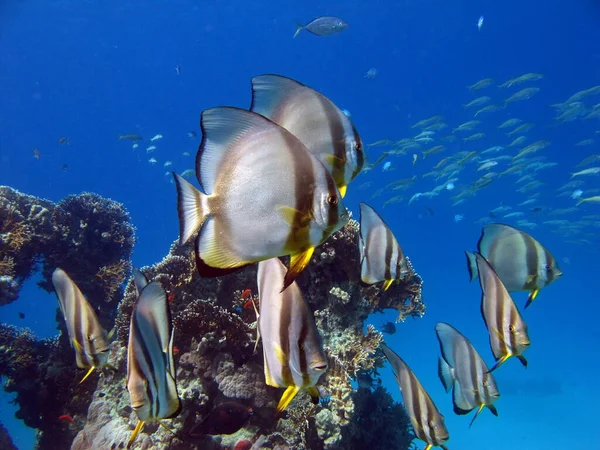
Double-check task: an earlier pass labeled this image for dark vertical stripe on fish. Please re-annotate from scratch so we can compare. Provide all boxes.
[72,290,87,366]
[350,124,364,181]
[278,289,294,385]
[298,311,311,386]
[523,234,538,289]
[323,167,339,242]
[133,319,159,417]
[317,94,346,187]
[283,132,315,252]
[384,226,394,281]
[466,346,480,407]
[543,247,554,285]
[507,306,518,356]
[494,277,508,359]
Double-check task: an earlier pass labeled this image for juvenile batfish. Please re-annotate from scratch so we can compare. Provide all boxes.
[359,203,411,290]
[250,74,364,197]
[382,343,450,450]
[470,252,530,372]
[257,257,328,414]
[52,268,111,383]
[466,223,562,308]
[173,107,349,292]
[294,17,348,38]
[435,323,500,427]
[126,281,181,449]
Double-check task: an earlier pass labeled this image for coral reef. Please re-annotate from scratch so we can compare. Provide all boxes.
[0,421,18,450]
[336,386,415,450]
[0,187,135,324]
[1,187,423,450]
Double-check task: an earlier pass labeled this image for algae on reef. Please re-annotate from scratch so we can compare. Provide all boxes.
[0,188,422,450]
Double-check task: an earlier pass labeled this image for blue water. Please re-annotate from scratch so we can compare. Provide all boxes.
[1,1,599,449]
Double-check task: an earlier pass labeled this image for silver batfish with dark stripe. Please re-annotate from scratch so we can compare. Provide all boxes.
[52,268,110,383]
[435,322,500,427]
[466,223,562,308]
[126,281,181,448]
[359,202,411,291]
[257,257,328,415]
[382,343,450,450]
[473,252,530,372]
[173,107,349,292]
[250,74,364,197]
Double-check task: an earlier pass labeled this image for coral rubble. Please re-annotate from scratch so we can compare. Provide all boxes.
[1,187,423,450]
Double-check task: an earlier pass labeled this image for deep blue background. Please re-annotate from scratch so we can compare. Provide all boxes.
[1,1,600,449]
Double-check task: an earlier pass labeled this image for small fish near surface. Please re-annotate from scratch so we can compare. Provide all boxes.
[359,202,412,291]
[52,268,111,383]
[381,343,450,450]
[250,74,364,197]
[126,280,181,448]
[173,107,349,292]
[471,252,531,372]
[190,402,253,436]
[465,223,562,308]
[435,323,500,427]
[256,257,328,415]
[294,16,348,38]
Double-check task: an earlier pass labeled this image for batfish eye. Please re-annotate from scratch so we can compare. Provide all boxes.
[327,195,338,205]
[545,264,552,271]
[509,324,515,332]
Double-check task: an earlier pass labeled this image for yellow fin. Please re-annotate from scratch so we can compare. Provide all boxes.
[424,445,433,450]
[127,420,145,449]
[338,185,347,198]
[524,289,539,309]
[283,248,315,292]
[278,205,304,226]
[469,403,486,428]
[382,279,393,291]
[489,354,510,373]
[79,366,96,384]
[323,154,345,166]
[276,385,301,416]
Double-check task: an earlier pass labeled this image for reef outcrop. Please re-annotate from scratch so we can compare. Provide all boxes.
[0,188,423,450]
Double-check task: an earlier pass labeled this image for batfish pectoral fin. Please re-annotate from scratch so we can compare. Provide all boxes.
[524,289,539,309]
[306,386,320,404]
[469,403,486,428]
[283,248,315,292]
[79,366,96,384]
[127,420,145,449]
[276,385,301,416]
[382,279,394,291]
[107,327,116,342]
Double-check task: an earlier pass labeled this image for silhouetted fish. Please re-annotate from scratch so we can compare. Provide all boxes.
[190,402,253,436]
